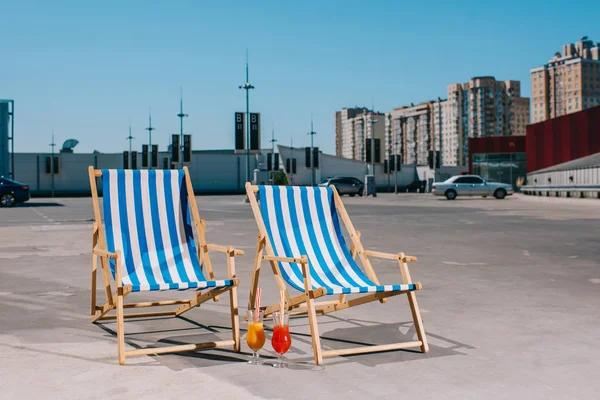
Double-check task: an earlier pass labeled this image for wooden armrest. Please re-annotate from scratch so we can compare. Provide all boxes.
[263,254,307,264]
[93,246,118,259]
[205,244,245,256]
[364,250,417,262]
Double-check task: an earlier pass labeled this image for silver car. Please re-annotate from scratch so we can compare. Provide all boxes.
[432,175,514,200]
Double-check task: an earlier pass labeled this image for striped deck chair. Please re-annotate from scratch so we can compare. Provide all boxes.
[246,182,428,364]
[88,166,243,365]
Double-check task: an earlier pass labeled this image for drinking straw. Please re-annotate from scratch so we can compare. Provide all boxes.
[279,290,285,326]
[254,287,261,323]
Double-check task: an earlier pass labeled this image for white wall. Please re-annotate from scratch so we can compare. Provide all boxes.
[13,151,263,195]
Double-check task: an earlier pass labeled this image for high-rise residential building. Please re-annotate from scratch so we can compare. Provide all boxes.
[446,77,530,166]
[336,107,385,162]
[531,37,600,123]
[385,100,446,166]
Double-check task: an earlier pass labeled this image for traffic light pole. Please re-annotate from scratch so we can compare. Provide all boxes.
[309,119,316,186]
[49,132,56,197]
[239,50,255,183]
[146,109,155,169]
[177,89,188,169]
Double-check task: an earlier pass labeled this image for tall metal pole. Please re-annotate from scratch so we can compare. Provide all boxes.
[394,138,399,194]
[49,132,56,197]
[9,100,14,179]
[270,125,277,183]
[177,88,188,169]
[308,118,316,186]
[127,122,134,154]
[239,50,255,183]
[369,115,378,175]
[146,108,155,169]
[387,117,391,193]
[437,97,443,171]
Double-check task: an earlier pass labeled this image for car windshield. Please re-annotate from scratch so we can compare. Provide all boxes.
[318,178,330,184]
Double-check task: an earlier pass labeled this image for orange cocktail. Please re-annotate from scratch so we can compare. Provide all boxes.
[246,310,265,365]
[247,321,266,351]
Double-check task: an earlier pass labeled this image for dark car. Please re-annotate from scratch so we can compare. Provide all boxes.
[0,177,30,207]
[318,177,364,196]
[405,179,427,193]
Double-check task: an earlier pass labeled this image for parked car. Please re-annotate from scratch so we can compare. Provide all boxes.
[405,179,427,193]
[432,175,513,200]
[0,177,30,207]
[318,177,364,196]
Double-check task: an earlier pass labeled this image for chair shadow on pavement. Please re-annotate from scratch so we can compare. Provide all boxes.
[285,315,474,367]
[94,313,472,369]
[95,316,248,368]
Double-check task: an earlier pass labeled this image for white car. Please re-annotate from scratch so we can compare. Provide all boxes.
[432,175,514,200]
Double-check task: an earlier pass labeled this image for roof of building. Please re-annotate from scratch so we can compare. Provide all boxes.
[531,152,600,174]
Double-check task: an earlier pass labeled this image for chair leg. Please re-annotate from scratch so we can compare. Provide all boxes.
[248,235,264,310]
[230,286,241,353]
[226,250,241,353]
[407,292,429,352]
[116,289,126,365]
[305,290,323,365]
[91,254,97,316]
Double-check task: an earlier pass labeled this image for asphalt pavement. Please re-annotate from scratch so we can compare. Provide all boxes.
[1,193,599,399]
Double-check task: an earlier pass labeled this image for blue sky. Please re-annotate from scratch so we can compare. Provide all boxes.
[1,0,599,154]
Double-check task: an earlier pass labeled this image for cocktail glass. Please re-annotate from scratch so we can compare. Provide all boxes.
[246,310,266,365]
[271,310,291,368]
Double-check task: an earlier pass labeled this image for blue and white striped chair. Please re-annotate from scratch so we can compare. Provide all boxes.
[246,182,428,364]
[89,166,243,365]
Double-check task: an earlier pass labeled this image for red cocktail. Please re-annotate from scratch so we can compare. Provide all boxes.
[272,325,291,354]
[271,310,291,368]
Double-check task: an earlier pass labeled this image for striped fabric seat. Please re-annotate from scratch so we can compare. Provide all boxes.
[258,185,417,295]
[102,169,234,292]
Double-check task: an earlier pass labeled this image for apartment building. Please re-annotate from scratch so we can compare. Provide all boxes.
[446,77,529,166]
[385,101,445,166]
[531,37,600,123]
[336,107,385,162]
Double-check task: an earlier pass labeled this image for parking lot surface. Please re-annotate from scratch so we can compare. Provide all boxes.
[1,194,599,399]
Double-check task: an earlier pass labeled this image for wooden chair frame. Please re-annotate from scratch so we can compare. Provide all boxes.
[245,182,428,364]
[89,166,243,364]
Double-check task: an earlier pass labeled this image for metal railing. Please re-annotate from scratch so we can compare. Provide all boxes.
[521,185,600,198]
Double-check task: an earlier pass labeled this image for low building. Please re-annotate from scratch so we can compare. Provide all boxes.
[468,136,526,188]
[523,153,600,198]
[526,104,600,173]
[523,104,600,197]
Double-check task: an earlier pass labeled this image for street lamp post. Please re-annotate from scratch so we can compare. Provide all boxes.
[239,50,255,183]
[290,136,294,185]
[127,123,134,154]
[177,89,188,169]
[49,132,56,197]
[368,115,378,175]
[308,119,316,186]
[146,109,155,169]
[270,125,277,184]
[387,119,391,193]
[509,142,515,188]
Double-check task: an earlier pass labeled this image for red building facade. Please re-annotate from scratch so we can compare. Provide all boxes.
[526,105,600,173]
